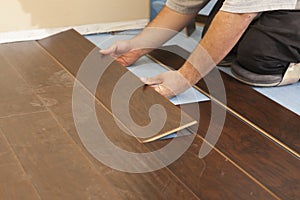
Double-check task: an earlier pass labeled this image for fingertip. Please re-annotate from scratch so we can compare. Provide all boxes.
[153,86,160,93]
[100,45,116,55]
[140,77,154,85]
[140,77,147,83]
[99,49,108,54]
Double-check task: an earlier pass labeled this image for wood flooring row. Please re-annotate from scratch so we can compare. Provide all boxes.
[148,45,300,157]
[148,46,300,199]
[37,30,196,143]
[0,29,298,199]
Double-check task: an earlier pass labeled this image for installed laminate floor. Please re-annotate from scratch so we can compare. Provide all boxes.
[0,29,299,200]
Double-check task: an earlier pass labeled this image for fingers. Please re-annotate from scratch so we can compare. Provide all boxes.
[140,76,174,98]
[140,76,162,85]
[116,56,129,67]
[154,84,175,99]
[140,71,192,98]
[99,44,117,55]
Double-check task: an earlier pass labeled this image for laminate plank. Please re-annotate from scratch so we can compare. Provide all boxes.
[0,129,41,200]
[37,29,196,142]
[23,54,274,200]
[0,41,200,199]
[36,31,288,198]
[148,45,300,155]
[34,37,273,199]
[148,47,300,199]
[47,84,278,200]
[145,130,277,200]
[37,29,95,76]
[41,80,276,199]
[0,53,45,117]
[0,41,68,89]
[186,102,300,200]
[2,39,275,200]
[0,111,122,200]
[39,84,200,200]
[33,64,276,200]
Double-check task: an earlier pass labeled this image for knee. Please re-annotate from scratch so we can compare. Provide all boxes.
[236,30,287,75]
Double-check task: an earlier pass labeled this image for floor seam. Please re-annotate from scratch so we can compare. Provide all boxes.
[35,34,202,200]
[148,54,282,200]
[0,127,43,199]
[0,110,48,119]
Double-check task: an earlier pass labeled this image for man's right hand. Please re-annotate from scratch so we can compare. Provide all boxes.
[99,40,147,67]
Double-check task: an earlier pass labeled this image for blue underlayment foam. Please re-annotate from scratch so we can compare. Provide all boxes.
[218,67,300,116]
[128,56,209,105]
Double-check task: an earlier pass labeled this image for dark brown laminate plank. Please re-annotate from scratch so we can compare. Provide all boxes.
[35,31,286,198]
[0,37,276,200]
[37,80,276,200]
[0,111,123,200]
[0,54,45,118]
[37,29,196,143]
[0,41,200,200]
[0,129,41,200]
[145,128,277,199]
[148,47,300,199]
[186,102,300,200]
[148,45,300,156]
[35,68,278,200]
[35,32,277,199]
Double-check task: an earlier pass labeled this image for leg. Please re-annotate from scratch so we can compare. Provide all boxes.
[236,10,300,75]
[232,10,300,86]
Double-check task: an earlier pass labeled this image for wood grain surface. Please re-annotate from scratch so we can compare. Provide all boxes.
[185,102,300,200]
[148,45,300,199]
[0,31,285,199]
[0,40,199,200]
[148,45,300,157]
[37,29,196,143]
[0,129,41,200]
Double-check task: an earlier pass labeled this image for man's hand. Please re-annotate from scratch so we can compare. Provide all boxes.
[140,71,192,98]
[100,40,147,67]
[99,6,197,67]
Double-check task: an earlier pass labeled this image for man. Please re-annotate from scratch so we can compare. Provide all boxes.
[101,0,300,98]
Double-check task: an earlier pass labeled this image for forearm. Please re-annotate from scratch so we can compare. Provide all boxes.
[130,6,197,51]
[179,11,258,84]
